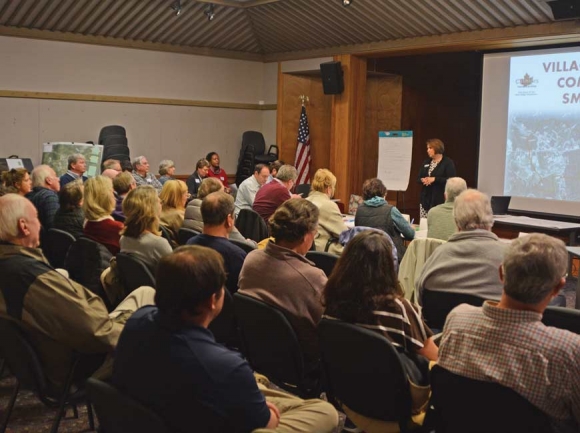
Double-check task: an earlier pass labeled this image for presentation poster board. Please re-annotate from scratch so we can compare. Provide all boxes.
[377,131,413,192]
[41,142,103,177]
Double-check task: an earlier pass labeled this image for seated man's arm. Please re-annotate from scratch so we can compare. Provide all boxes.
[391,207,415,240]
[26,270,122,353]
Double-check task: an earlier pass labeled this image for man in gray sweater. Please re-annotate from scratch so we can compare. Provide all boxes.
[416,189,506,304]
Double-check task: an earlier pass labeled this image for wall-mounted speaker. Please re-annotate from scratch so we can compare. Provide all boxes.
[320,61,344,95]
[547,0,580,20]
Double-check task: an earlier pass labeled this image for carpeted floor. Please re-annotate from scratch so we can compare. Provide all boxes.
[1,278,577,432]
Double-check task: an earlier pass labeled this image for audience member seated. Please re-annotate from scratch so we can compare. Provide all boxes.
[439,234,580,433]
[186,158,209,198]
[324,230,437,384]
[355,178,415,261]
[306,169,348,255]
[158,159,175,185]
[239,199,325,370]
[183,178,249,244]
[206,152,234,195]
[187,192,246,293]
[112,172,136,222]
[159,179,188,241]
[120,186,172,273]
[416,189,506,304]
[267,160,283,183]
[112,245,338,433]
[427,177,467,241]
[0,194,156,391]
[2,168,32,196]
[83,175,124,255]
[102,158,122,173]
[26,164,60,232]
[131,155,162,192]
[253,164,300,222]
[234,163,270,216]
[53,179,85,239]
[183,177,223,232]
[59,153,88,186]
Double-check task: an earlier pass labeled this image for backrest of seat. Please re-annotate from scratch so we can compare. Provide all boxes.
[235,209,269,243]
[177,227,200,245]
[208,289,237,347]
[242,131,266,155]
[542,306,580,334]
[0,318,48,394]
[87,378,170,433]
[305,251,338,277]
[317,318,411,422]
[229,239,256,254]
[65,237,112,300]
[43,228,76,269]
[295,184,311,197]
[429,365,551,433]
[116,252,156,292]
[233,293,304,385]
[422,290,486,331]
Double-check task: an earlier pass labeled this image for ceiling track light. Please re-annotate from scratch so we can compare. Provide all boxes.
[343,0,352,6]
[171,0,182,16]
[204,4,215,21]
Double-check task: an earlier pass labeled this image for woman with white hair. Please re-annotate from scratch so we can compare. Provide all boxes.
[158,160,176,185]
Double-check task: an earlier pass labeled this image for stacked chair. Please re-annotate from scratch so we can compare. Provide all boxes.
[235,131,278,186]
[99,125,130,166]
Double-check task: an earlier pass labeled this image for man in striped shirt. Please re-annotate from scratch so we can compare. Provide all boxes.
[439,233,580,432]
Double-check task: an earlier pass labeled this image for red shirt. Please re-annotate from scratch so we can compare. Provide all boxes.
[207,167,229,188]
[83,219,124,255]
[252,179,291,222]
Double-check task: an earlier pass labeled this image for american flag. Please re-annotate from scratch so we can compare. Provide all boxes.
[294,105,311,185]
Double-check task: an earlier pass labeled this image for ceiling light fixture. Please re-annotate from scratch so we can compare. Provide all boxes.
[171,0,182,16]
[204,4,216,21]
[343,0,352,6]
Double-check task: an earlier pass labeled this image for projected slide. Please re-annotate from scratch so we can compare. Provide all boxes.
[505,52,580,201]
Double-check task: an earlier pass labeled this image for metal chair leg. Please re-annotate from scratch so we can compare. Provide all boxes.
[0,380,20,433]
[50,357,80,433]
[86,401,95,431]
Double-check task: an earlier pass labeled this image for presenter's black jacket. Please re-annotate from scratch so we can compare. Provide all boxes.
[417,155,456,213]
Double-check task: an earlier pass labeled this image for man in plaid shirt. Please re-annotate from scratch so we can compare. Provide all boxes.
[439,233,580,432]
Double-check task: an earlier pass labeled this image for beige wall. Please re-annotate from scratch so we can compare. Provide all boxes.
[0,36,277,174]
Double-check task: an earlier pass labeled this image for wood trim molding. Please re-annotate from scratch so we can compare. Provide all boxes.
[0,90,277,111]
[0,26,265,62]
[194,0,282,8]
[264,21,580,62]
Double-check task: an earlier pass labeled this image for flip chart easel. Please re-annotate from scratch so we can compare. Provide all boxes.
[377,131,413,212]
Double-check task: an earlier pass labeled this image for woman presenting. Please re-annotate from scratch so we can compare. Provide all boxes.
[417,138,456,218]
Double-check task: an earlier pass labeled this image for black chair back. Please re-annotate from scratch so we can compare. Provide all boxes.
[427,365,551,433]
[177,227,200,245]
[542,306,580,334]
[43,228,76,269]
[233,293,308,394]
[421,290,486,331]
[86,378,170,433]
[229,239,256,254]
[208,289,238,347]
[0,317,96,432]
[241,131,278,165]
[65,237,112,308]
[295,184,311,197]
[305,251,338,277]
[116,252,156,292]
[317,318,412,425]
[159,224,174,244]
[235,209,269,243]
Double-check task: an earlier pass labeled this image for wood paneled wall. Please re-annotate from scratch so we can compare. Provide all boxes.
[276,70,332,174]
[373,52,483,219]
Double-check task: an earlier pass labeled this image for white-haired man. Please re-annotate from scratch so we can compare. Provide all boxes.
[131,155,162,192]
[0,194,155,391]
[439,234,580,432]
[252,164,301,222]
[427,177,467,241]
[416,189,506,303]
[59,153,87,186]
[26,164,61,231]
